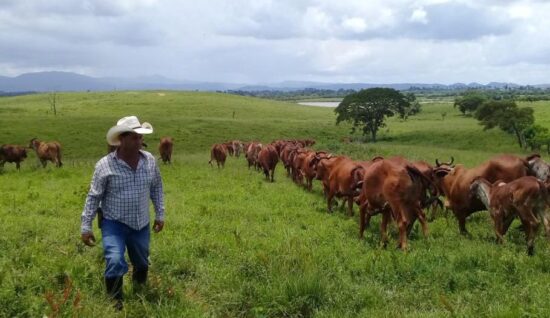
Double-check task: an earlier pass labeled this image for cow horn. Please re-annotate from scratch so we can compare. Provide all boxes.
[449,156,454,165]
[435,158,441,167]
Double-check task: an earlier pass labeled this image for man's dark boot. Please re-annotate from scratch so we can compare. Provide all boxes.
[132,267,148,287]
[105,276,123,311]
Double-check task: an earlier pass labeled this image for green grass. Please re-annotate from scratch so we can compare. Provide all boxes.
[0,91,549,317]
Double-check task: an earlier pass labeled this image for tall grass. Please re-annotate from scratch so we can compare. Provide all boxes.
[0,91,549,317]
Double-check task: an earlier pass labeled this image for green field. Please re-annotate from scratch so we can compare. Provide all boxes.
[1,91,549,317]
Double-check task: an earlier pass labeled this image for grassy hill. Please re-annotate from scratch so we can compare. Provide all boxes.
[0,91,549,317]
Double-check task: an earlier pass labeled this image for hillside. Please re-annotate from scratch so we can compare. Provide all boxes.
[0,92,549,317]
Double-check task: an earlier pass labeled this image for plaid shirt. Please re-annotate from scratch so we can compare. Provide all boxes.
[81,150,165,233]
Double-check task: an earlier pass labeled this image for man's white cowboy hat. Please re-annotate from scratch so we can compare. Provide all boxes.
[106,115,153,146]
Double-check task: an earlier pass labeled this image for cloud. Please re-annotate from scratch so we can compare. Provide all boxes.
[1,0,550,85]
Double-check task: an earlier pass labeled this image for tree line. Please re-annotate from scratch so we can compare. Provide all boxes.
[454,91,549,152]
[333,88,549,154]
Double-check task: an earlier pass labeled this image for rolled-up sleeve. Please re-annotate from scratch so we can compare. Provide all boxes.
[150,163,165,221]
[81,162,107,233]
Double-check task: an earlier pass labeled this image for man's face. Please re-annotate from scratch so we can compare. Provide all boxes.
[119,132,143,151]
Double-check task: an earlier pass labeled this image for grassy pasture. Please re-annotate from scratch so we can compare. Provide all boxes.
[0,91,549,317]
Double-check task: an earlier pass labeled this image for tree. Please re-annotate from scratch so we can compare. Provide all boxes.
[454,92,486,115]
[335,88,411,142]
[404,92,421,118]
[48,91,58,116]
[474,100,534,149]
[524,124,550,153]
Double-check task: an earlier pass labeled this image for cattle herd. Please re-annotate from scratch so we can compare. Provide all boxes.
[210,139,550,254]
[2,135,550,254]
[0,136,175,170]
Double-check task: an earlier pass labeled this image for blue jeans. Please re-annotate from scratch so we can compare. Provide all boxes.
[101,218,150,278]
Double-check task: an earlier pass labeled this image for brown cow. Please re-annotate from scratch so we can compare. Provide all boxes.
[290,148,312,184]
[377,156,442,214]
[29,138,62,168]
[357,159,431,250]
[471,176,550,255]
[299,151,328,191]
[245,142,262,170]
[232,140,244,158]
[159,137,174,164]
[209,144,227,168]
[280,144,300,176]
[0,144,28,170]
[223,142,235,156]
[325,158,363,216]
[433,155,533,235]
[258,145,279,182]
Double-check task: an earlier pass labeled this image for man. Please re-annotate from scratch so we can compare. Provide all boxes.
[81,115,165,310]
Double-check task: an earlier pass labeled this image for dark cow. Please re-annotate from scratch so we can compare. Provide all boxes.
[209,143,228,168]
[0,144,28,170]
[258,145,279,182]
[159,137,174,164]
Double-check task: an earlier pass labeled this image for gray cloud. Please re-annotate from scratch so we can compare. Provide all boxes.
[0,0,550,84]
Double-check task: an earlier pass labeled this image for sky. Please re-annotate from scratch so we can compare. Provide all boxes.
[1,0,550,84]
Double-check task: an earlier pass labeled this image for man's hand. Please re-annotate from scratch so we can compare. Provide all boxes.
[81,232,96,246]
[153,220,164,233]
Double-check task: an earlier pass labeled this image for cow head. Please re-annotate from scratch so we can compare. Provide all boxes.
[29,138,39,150]
[526,154,549,182]
[309,152,332,168]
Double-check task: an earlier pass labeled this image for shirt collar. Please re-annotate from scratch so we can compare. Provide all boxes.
[111,149,147,169]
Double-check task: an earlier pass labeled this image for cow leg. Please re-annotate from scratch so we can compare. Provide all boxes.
[542,210,550,238]
[41,159,47,168]
[347,195,354,217]
[380,211,390,248]
[490,211,505,244]
[518,206,540,256]
[416,207,429,237]
[327,190,335,213]
[394,205,409,250]
[458,216,469,236]
[16,162,21,170]
[322,183,328,199]
[359,203,367,239]
[501,212,516,237]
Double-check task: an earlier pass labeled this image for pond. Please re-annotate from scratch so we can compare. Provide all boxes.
[297,101,340,107]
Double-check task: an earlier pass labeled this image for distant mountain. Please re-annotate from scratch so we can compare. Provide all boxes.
[0,71,545,93]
